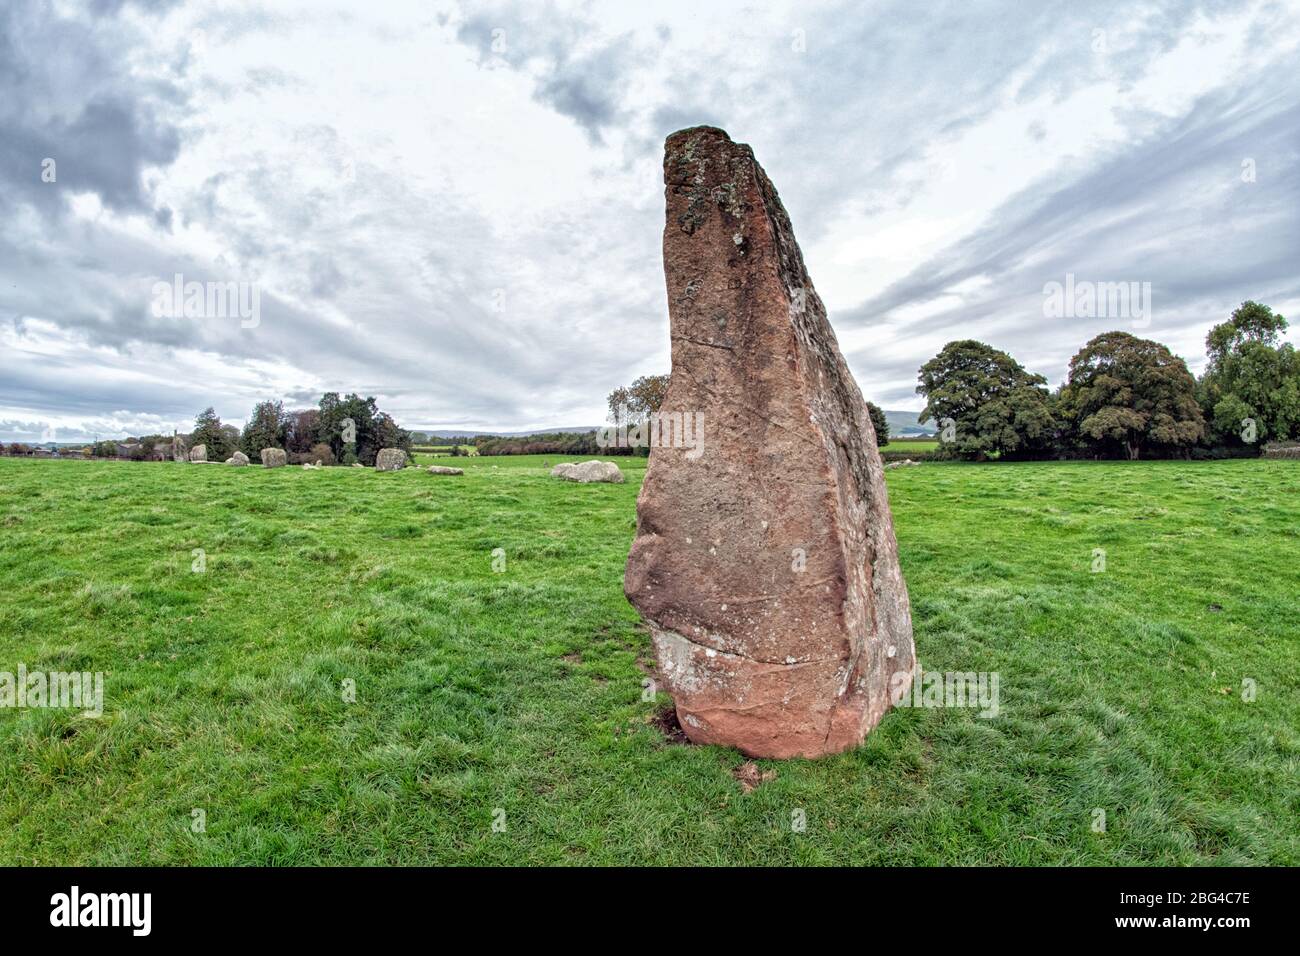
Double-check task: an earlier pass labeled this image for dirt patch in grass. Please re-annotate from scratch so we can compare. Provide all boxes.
[649,705,689,745]
[731,761,776,793]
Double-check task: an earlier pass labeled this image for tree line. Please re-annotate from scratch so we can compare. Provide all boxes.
[6,392,412,466]
[190,392,413,465]
[7,302,1290,465]
[473,431,602,456]
[916,302,1296,460]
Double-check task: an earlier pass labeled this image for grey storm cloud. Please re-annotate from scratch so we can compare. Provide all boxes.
[454,1,647,144]
[0,1,184,221]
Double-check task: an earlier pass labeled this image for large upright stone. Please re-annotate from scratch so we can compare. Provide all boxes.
[188,444,207,463]
[260,447,286,468]
[624,127,914,759]
[375,448,407,471]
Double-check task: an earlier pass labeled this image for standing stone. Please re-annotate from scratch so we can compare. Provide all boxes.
[375,448,407,471]
[226,451,250,466]
[260,447,286,468]
[624,127,914,759]
[172,433,188,462]
[188,444,207,463]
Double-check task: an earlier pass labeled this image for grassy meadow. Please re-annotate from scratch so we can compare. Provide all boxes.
[882,440,939,453]
[412,444,476,457]
[0,454,1296,865]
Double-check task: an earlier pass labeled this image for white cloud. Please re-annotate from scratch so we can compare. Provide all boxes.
[2,0,1297,437]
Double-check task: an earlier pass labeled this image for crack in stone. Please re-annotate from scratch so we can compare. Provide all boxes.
[672,334,736,351]
[657,624,846,668]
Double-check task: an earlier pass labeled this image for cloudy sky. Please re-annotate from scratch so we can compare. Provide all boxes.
[2,0,1298,442]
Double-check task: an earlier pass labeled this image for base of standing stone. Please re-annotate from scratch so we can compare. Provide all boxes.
[652,626,916,759]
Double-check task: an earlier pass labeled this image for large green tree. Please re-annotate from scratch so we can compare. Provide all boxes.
[371,412,410,461]
[285,409,321,455]
[606,386,630,425]
[627,375,669,420]
[240,399,289,456]
[916,340,1055,460]
[316,392,411,466]
[1198,301,1299,447]
[189,407,232,460]
[604,386,632,455]
[1059,332,1204,459]
[605,375,670,458]
[865,401,889,446]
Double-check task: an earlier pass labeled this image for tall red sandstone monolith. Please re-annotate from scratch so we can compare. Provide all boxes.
[624,127,915,759]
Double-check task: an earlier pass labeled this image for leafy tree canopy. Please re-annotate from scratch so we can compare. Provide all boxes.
[240,399,289,456]
[316,392,411,466]
[627,375,669,420]
[866,401,889,446]
[916,340,1055,459]
[1200,302,1299,446]
[190,406,232,460]
[1059,331,1203,459]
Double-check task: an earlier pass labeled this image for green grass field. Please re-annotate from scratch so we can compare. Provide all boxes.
[0,455,1296,865]
[411,444,476,458]
[882,439,939,453]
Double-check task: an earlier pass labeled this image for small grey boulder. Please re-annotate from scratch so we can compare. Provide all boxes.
[552,460,625,483]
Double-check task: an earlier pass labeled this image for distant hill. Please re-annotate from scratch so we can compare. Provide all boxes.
[412,410,933,441]
[883,409,934,437]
